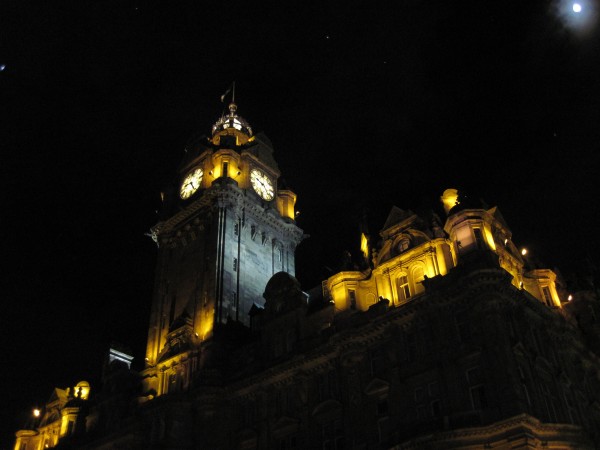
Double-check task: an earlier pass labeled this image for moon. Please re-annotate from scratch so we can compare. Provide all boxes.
[573,3,582,12]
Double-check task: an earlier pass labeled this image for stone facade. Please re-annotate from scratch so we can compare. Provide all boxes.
[141,104,304,398]
[14,111,600,450]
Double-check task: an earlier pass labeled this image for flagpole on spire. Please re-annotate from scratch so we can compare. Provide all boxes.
[232,81,236,105]
[220,82,234,104]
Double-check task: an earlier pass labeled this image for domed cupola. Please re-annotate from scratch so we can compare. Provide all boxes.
[211,102,253,146]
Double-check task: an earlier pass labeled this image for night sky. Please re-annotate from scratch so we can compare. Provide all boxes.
[2,0,600,447]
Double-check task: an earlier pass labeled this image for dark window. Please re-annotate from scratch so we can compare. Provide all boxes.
[539,379,558,422]
[318,370,339,401]
[428,381,439,397]
[66,420,75,436]
[467,367,487,410]
[415,381,442,419]
[407,332,417,362]
[223,162,229,177]
[275,390,284,415]
[377,400,389,416]
[414,387,425,403]
[564,390,580,424]
[286,329,295,353]
[518,365,532,406]
[377,417,389,443]
[243,401,257,426]
[542,286,553,306]
[322,419,344,450]
[278,434,298,449]
[349,290,356,310]
[233,258,238,271]
[470,385,487,409]
[370,348,386,376]
[455,310,472,343]
[169,296,177,326]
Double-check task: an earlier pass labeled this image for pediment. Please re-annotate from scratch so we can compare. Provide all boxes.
[512,341,527,356]
[271,416,300,438]
[382,207,414,233]
[311,399,342,424]
[364,378,390,397]
[488,206,510,230]
[340,350,365,368]
[238,428,258,449]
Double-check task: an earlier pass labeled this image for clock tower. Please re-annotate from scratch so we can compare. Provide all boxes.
[143,102,303,396]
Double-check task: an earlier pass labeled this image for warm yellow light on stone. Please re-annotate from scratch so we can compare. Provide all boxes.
[360,233,369,260]
[441,188,459,214]
[277,190,297,220]
[483,226,496,251]
[75,381,90,400]
[200,317,214,340]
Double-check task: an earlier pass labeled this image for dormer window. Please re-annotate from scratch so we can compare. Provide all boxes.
[398,238,410,252]
[393,237,411,256]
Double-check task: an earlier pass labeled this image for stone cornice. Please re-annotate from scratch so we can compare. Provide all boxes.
[154,181,303,247]
[393,413,588,449]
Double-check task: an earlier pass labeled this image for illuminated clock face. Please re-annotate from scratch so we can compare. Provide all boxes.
[180,168,203,199]
[250,168,274,201]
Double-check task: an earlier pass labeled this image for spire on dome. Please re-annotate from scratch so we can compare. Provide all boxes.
[211,102,253,138]
[211,83,253,145]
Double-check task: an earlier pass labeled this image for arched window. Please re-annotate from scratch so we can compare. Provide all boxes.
[413,266,425,295]
[397,275,410,302]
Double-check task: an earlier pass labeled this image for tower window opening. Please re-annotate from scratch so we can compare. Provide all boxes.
[222,162,229,178]
[349,290,357,310]
[66,420,75,436]
[473,228,485,250]
[542,286,553,306]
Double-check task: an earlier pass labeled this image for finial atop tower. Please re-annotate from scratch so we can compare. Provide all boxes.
[211,82,253,144]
